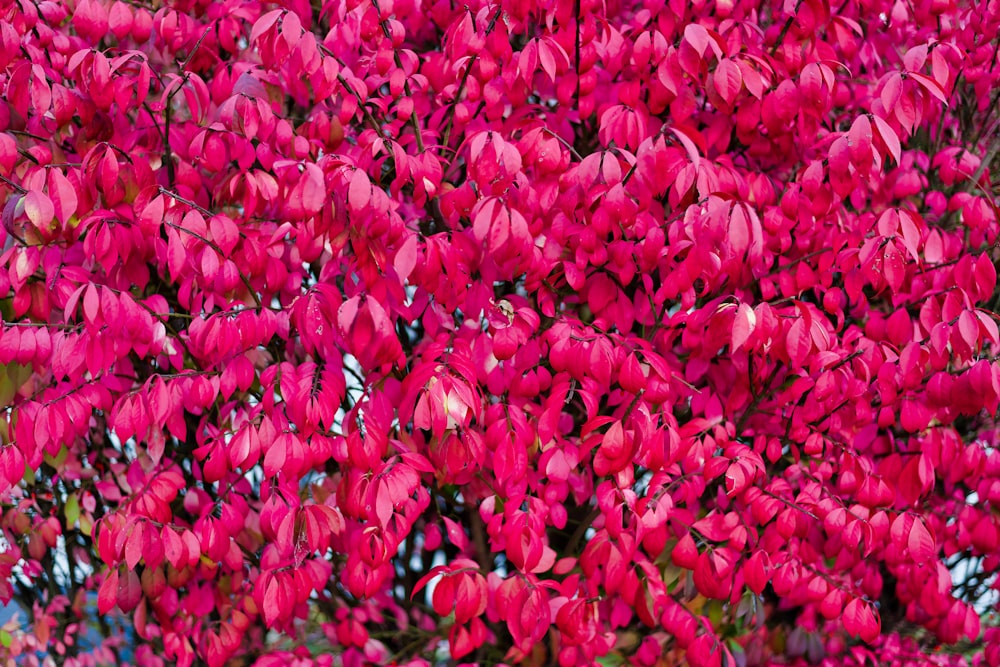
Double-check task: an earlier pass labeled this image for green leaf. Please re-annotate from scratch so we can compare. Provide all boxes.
[65,493,80,527]
[79,513,93,536]
[44,445,68,469]
[706,598,725,628]
[0,367,15,408]
[0,363,32,407]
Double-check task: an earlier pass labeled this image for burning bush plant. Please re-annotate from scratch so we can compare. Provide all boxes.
[0,0,999,664]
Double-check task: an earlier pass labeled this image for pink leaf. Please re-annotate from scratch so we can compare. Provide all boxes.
[250,9,283,44]
[786,318,811,367]
[393,233,418,282]
[684,24,711,57]
[843,598,881,643]
[23,190,54,228]
[731,302,756,351]
[98,569,119,614]
[848,115,873,166]
[443,516,471,552]
[908,518,935,563]
[880,72,903,112]
[300,163,325,215]
[348,170,371,213]
[908,71,949,105]
[47,170,78,224]
[871,116,901,166]
[411,565,448,599]
[83,284,100,327]
[714,59,743,106]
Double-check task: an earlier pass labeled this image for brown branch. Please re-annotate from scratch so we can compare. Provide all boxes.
[565,506,600,554]
[179,26,213,71]
[0,174,26,193]
[372,0,427,153]
[440,6,503,152]
[159,189,263,309]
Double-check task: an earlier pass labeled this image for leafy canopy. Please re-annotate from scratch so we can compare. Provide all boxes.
[0,0,999,664]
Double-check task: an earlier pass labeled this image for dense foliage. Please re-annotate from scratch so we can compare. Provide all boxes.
[1,0,1000,664]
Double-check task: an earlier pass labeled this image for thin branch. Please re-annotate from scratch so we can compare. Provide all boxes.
[372,0,427,152]
[440,6,503,152]
[769,0,804,56]
[159,188,263,309]
[565,506,600,554]
[574,0,582,112]
[158,186,213,217]
[0,174,26,193]
[179,26,213,71]
[543,127,583,161]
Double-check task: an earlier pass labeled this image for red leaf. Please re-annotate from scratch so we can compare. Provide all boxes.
[517,587,550,651]
[100,146,119,193]
[880,72,903,112]
[23,190,54,228]
[449,618,486,660]
[108,2,133,39]
[443,516,471,552]
[714,59,743,106]
[872,115,901,165]
[619,351,647,393]
[393,233,418,282]
[209,215,239,255]
[162,528,185,569]
[743,550,770,594]
[0,133,16,176]
[908,71,949,105]
[260,574,282,626]
[448,624,474,660]
[373,481,393,526]
[731,302,756,351]
[843,598,881,643]
[348,170,371,213]
[165,229,186,280]
[672,533,699,570]
[594,420,632,476]
[487,206,511,253]
[687,633,723,667]
[262,434,287,477]
[786,318,811,367]
[538,39,557,82]
[83,284,100,327]
[898,395,926,431]
[47,170,78,224]
[684,24,711,57]
[432,572,457,616]
[724,461,749,497]
[908,518,935,563]
[124,522,144,569]
[820,588,845,619]
[848,115,873,167]
[250,9,283,43]
[116,569,142,612]
[411,565,448,599]
[98,569,119,614]
[300,163,325,215]
[976,253,998,297]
